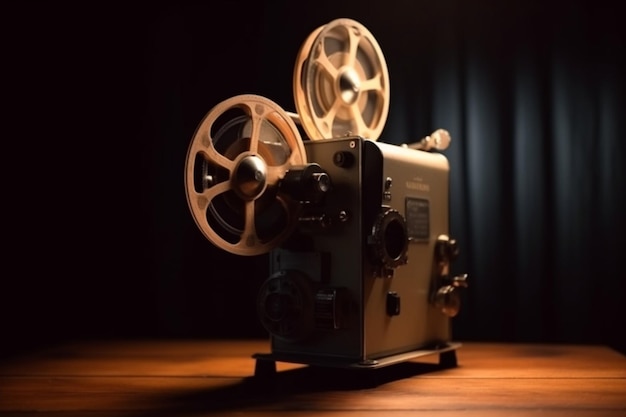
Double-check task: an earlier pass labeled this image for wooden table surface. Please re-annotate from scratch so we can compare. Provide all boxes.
[1,339,625,416]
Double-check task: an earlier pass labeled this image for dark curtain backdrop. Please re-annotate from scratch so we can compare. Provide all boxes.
[4,0,625,357]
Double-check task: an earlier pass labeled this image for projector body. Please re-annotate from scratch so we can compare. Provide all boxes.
[255,137,462,370]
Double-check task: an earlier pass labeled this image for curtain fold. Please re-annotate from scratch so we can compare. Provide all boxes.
[391,1,626,347]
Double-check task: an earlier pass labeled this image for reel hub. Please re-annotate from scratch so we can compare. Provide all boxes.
[234,154,267,200]
[338,66,361,105]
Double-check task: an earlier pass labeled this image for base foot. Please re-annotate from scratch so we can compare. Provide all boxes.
[439,349,458,368]
[254,356,277,378]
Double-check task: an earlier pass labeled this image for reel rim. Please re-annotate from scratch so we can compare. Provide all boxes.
[293,18,390,141]
[184,94,308,256]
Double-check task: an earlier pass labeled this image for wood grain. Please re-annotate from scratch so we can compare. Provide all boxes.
[1,340,624,416]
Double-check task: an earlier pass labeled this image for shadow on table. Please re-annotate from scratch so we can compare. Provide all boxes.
[122,360,453,416]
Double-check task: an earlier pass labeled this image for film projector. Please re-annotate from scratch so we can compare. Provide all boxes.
[184,18,468,375]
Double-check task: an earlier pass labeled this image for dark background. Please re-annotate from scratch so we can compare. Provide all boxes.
[4,0,625,358]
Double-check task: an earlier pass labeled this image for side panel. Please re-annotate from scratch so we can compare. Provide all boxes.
[363,141,451,359]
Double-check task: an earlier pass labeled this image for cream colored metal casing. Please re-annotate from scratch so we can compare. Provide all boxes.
[363,141,451,359]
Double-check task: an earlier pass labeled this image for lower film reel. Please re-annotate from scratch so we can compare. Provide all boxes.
[185,95,307,256]
[293,18,390,141]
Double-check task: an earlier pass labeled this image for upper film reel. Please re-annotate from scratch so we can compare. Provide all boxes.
[185,95,307,256]
[293,18,390,141]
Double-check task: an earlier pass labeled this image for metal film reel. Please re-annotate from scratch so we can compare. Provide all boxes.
[185,95,307,256]
[293,18,390,141]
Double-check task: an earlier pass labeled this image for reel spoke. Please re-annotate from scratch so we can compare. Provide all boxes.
[348,101,368,136]
[239,199,258,248]
[315,47,339,80]
[190,127,236,172]
[187,180,232,236]
[359,73,383,94]
[319,97,340,132]
[247,110,263,155]
[199,179,231,204]
[203,140,235,172]
[343,26,360,68]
